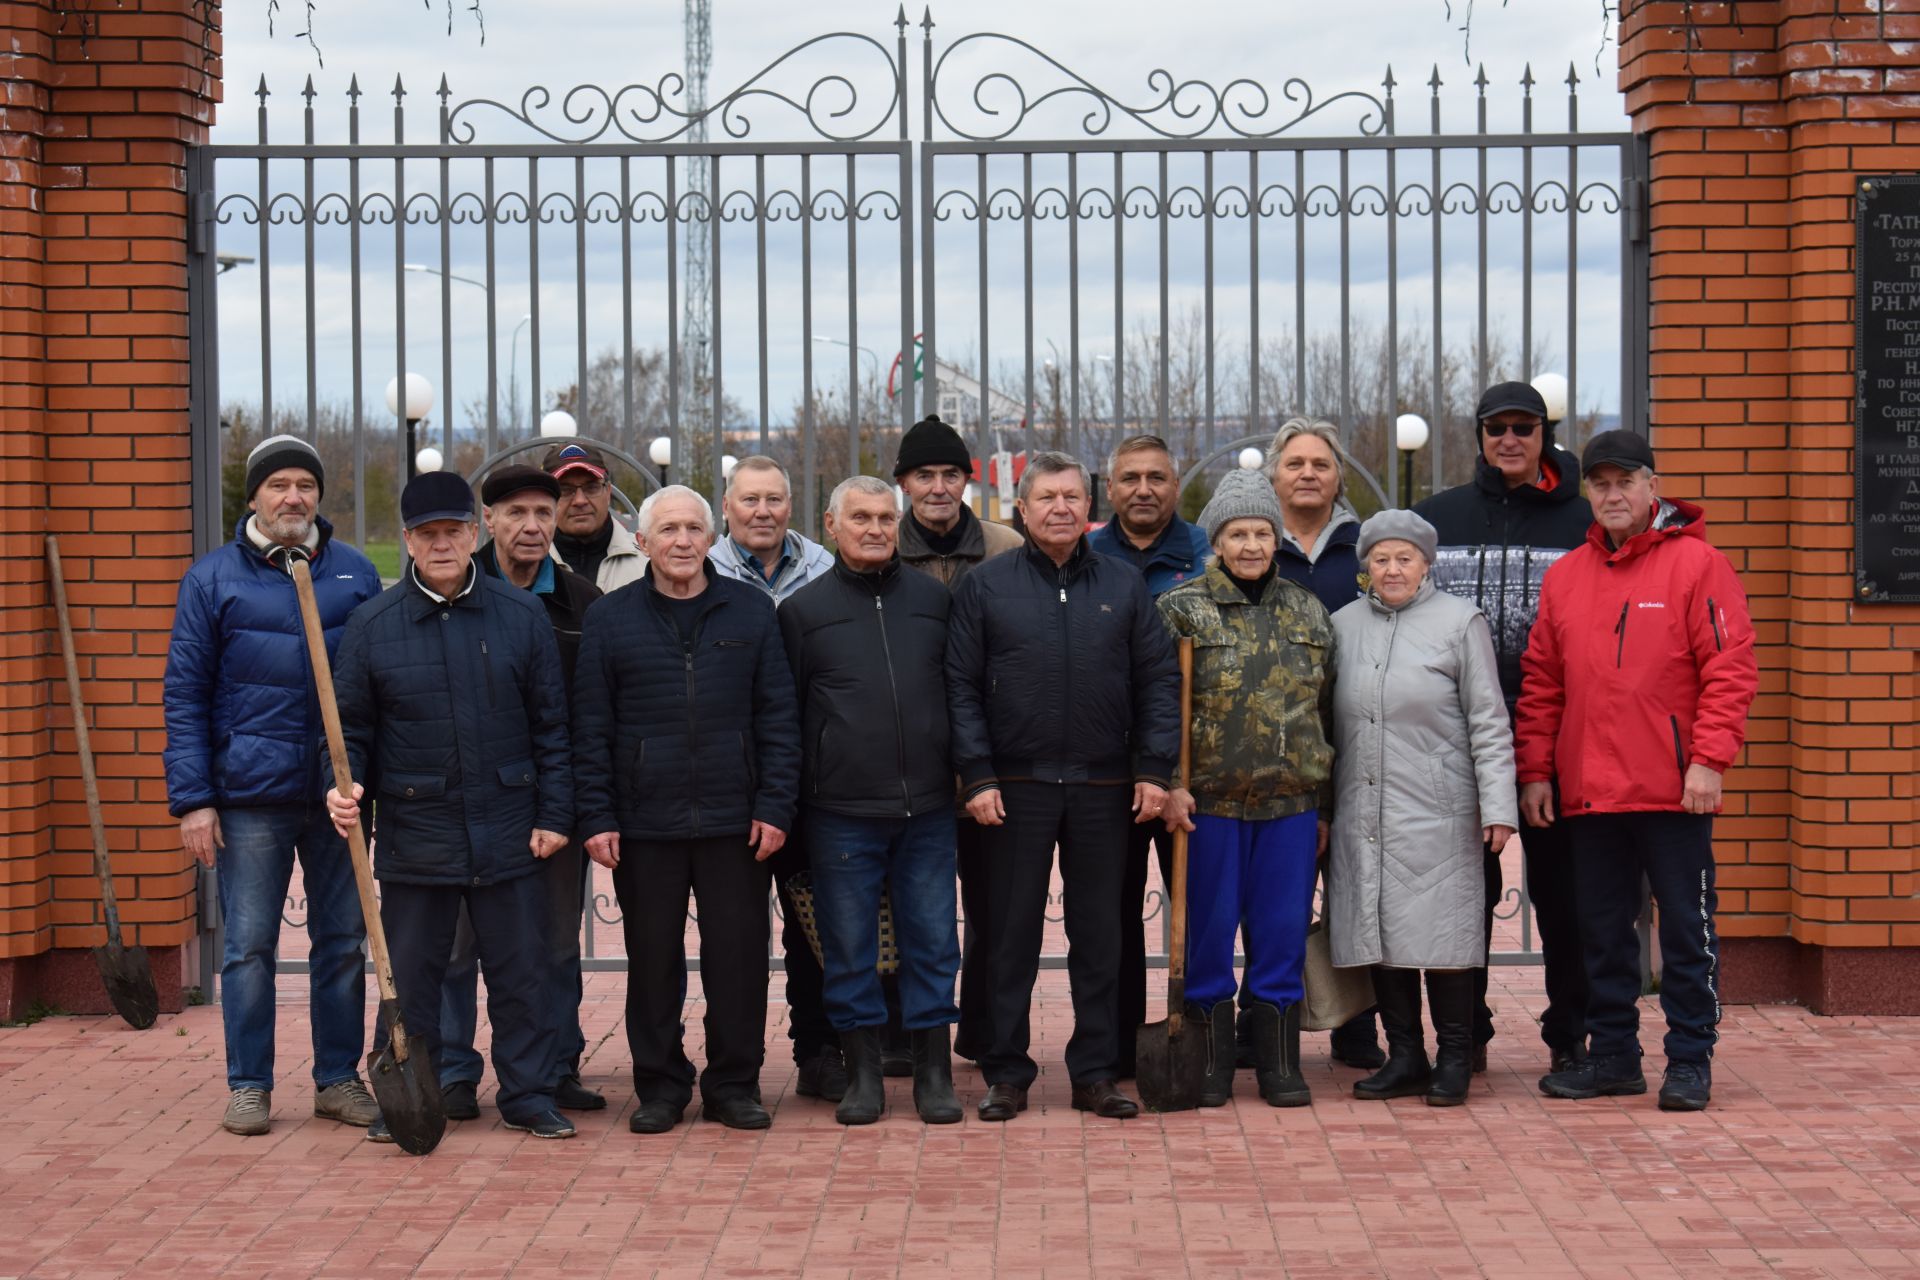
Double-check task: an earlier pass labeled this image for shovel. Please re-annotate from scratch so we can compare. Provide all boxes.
[1136,636,1208,1113]
[46,536,160,1030]
[291,559,446,1156]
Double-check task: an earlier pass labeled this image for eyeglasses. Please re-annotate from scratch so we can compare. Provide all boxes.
[558,479,607,498]
[1482,419,1540,439]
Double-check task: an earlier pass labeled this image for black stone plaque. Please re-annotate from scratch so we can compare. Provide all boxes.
[1857,175,1920,603]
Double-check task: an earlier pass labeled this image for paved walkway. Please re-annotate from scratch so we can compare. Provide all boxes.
[3,961,1919,1279]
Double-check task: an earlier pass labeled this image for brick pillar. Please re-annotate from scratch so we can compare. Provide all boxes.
[0,1,220,1017]
[1621,0,1920,1012]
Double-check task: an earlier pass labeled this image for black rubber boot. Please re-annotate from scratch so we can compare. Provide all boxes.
[910,1026,963,1124]
[835,1026,885,1126]
[1425,969,1475,1107]
[1194,1002,1235,1108]
[1247,1000,1311,1107]
[1353,967,1431,1101]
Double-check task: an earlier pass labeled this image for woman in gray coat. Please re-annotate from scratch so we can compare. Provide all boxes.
[1328,510,1516,1106]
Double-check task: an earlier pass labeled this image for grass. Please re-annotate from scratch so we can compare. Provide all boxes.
[1,999,66,1028]
[363,539,403,582]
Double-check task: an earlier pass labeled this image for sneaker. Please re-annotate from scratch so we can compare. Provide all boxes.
[1539,1052,1647,1100]
[313,1077,380,1127]
[222,1087,271,1136]
[365,1115,394,1144]
[1658,1060,1712,1112]
[441,1080,481,1121]
[503,1108,577,1139]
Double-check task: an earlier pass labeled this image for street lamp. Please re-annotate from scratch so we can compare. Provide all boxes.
[813,335,880,383]
[1532,372,1569,434]
[1395,412,1430,509]
[1237,447,1264,470]
[540,409,578,438]
[414,446,444,474]
[721,454,739,481]
[386,372,435,482]
[649,434,673,487]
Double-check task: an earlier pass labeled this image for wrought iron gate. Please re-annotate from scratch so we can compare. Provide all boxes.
[186,13,1648,988]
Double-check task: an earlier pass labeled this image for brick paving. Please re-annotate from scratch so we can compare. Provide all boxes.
[5,957,1920,1279]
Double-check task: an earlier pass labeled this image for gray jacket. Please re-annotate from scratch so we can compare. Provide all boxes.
[1327,579,1517,970]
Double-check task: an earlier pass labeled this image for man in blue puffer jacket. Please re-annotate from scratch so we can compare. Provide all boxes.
[325,472,576,1141]
[163,435,382,1138]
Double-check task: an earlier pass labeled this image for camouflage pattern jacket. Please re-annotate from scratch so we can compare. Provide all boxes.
[1156,563,1337,821]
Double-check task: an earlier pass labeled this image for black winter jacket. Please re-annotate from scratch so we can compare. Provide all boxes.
[571,567,801,841]
[477,541,602,698]
[780,556,953,819]
[1413,446,1593,710]
[947,538,1181,795]
[334,568,574,886]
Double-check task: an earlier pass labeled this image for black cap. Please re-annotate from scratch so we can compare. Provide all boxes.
[541,441,608,480]
[893,413,973,478]
[246,434,325,500]
[1580,429,1656,477]
[480,464,562,507]
[401,472,477,530]
[1475,380,1549,423]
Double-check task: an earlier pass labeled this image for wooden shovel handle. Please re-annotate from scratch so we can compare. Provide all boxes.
[290,560,404,1023]
[46,536,123,948]
[1165,638,1194,1019]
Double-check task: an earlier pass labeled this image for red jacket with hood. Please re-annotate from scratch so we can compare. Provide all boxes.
[1514,498,1757,814]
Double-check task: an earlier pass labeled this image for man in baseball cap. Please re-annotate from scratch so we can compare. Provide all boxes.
[542,442,645,592]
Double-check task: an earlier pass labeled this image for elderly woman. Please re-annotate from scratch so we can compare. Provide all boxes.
[1329,510,1516,1107]
[1159,468,1336,1108]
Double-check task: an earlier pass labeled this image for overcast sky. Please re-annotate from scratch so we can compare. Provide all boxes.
[209,0,1634,466]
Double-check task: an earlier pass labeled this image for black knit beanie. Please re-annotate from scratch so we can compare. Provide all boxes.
[246,434,325,500]
[893,414,972,478]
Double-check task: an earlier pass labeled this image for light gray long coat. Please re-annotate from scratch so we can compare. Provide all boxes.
[1328,579,1517,970]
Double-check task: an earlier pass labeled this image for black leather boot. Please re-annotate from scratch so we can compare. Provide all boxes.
[1193,1002,1235,1108]
[835,1026,885,1125]
[1425,970,1475,1107]
[1353,967,1431,1100]
[910,1025,963,1124]
[1246,1000,1311,1107]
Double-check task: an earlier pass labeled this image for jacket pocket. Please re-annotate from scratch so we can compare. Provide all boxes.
[497,760,534,788]
[379,773,446,800]
[1669,715,1688,779]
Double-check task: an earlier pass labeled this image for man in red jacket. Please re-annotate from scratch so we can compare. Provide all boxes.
[1515,430,1757,1111]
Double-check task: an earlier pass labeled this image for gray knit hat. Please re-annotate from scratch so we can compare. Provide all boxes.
[246,434,324,499]
[1357,508,1438,563]
[1198,467,1286,544]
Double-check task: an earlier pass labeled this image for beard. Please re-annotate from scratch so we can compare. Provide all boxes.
[256,508,315,544]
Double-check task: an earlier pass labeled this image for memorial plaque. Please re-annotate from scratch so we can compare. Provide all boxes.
[1857,175,1920,603]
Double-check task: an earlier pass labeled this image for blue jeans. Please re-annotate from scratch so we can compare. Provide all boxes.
[216,803,367,1091]
[1184,811,1318,1011]
[806,807,960,1032]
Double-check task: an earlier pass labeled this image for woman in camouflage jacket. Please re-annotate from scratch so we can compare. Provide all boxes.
[1158,468,1335,1109]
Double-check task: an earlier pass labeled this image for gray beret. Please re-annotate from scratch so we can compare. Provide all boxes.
[1357,508,1439,563]
[1198,468,1286,544]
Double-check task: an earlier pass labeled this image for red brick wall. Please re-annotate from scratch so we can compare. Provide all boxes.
[0,1,219,1014]
[1621,0,1920,1010]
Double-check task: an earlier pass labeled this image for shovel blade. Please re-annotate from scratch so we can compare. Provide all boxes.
[1134,1016,1209,1113]
[367,998,447,1156]
[91,942,159,1030]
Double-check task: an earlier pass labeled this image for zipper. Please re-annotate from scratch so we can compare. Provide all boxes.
[1056,568,1071,783]
[874,593,914,815]
[1614,600,1629,667]
[1708,596,1723,651]
[480,637,496,707]
[1670,714,1688,778]
[684,639,700,836]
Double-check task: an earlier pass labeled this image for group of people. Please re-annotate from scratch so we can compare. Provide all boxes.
[162,378,1756,1143]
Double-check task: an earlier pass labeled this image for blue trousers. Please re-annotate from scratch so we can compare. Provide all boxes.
[807,807,960,1032]
[1184,811,1318,1011]
[216,803,367,1092]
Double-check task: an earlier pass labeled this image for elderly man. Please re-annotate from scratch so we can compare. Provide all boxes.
[1415,381,1594,1078]
[545,441,645,592]
[573,485,801,1134]
[326,472,576,1141]
[1517,431,1757,1112]
[164,435,382,1137]
[780,476,962,1126]
[1087,433,1210,1077]
[436,465,606,1121]
[948,451,1181,1121]
[892,413,1020,1062]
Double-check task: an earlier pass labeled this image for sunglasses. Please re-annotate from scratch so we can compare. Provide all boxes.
[1482,419,1540,439]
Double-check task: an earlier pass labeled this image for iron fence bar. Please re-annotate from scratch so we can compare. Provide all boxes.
[1113,151,1124,444]
[204,141,917,160]
[303,84,317,438]
[915,131,1622,157]
[1521,66,1535,384]
[896,14,916,438]
[920,16,937,438]
[1294,149,1305,418]
[666,155,680,462]
[1338,146,1351,442]
[756,154,770,453]
[576,154,590,445]
[1022,150,1034,462]
[712,153,726,506]
[976,153,989,471]
[621,156,634,447]
[1386,131,1399,506]
[256,89,272,433]
[393,81,408,505]
[1203,149,1214,459]
[528,157,542,429]
[349,90,366,543]
[484,157,500,456]
[1430,68,1444,492]
[801,154,816,532]
[1247,149,1260,436]
[1475,67,1490,403]
[1068,153,1081,461]
[187,147,222,558]
[846,153,859,487]
[439,150,454,458]
[1157,150,1169,436]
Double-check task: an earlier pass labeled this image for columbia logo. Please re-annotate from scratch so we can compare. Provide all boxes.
[1636,601,1666,609]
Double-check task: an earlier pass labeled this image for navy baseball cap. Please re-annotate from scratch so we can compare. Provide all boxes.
[1580,429,1656,477]
[401,472,477,529]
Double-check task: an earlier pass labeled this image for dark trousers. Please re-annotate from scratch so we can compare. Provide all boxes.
[1568,812,1719,1065]
[984,781,1131,1089]
[955,813,994,1059]
[377,873,557,1123]
[1117,819,1165,1070]
[613,835,771,1108]
[437,840,590,1089]
[1476,788,1589,1052]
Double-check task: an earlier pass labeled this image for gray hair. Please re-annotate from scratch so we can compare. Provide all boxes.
[1105,433,1177,482]
[725,454,790,496]
[1017,450,1092,501]
[1264,417,1347,502]
[635,484,715,540]
[827,474,897,520]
